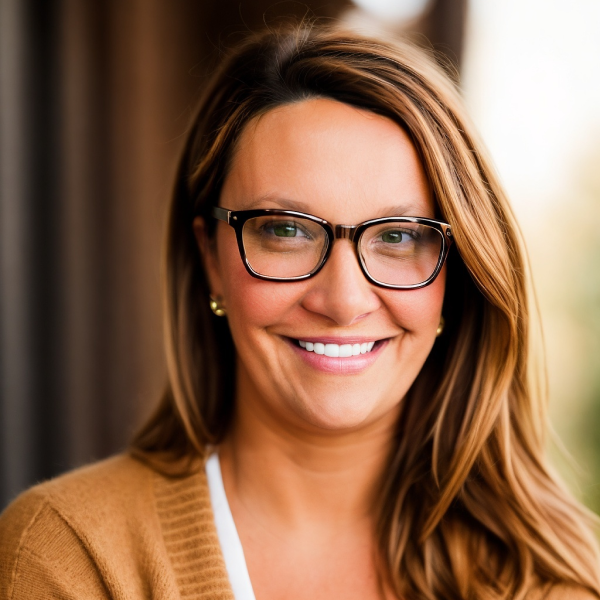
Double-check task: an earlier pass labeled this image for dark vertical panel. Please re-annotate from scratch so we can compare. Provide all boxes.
[28,0,66,479]
[424,0,468,73]
[59,0,113,465]
[0,0,64,506]
[0,0,36,504]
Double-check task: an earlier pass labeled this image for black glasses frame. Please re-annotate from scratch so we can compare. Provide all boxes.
[212,206,453,290]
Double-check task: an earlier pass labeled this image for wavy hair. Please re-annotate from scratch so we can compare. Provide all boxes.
[131,22,600,599]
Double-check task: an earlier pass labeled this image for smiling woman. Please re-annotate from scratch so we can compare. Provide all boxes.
[195,99,448,432]
[1,20,600,600]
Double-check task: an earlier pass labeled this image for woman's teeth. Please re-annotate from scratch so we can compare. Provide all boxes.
[298,340,375,357]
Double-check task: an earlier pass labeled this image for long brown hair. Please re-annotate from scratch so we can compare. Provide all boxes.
[132,22,600,598]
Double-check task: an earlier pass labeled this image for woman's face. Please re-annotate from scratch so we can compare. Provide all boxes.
[196,98,445,433]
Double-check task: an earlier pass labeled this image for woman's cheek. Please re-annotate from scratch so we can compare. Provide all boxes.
[217,255,304,334]
[382,269,446,336]
[229,279,300,329]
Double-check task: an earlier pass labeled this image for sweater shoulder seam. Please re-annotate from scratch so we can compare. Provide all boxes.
[7,493,111,599]
[7,497,49,600]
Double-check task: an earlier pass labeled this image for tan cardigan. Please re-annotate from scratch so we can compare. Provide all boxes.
[0,454,235,600]
[1,455,596,600]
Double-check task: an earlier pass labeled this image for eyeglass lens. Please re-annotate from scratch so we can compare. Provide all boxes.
[241,215,443,285]
[242,215,329,278]
[359,221,442,286]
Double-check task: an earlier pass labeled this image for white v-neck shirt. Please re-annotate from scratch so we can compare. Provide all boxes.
[205,453,257,600]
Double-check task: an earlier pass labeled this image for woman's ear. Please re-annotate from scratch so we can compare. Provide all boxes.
[193,216,223,297]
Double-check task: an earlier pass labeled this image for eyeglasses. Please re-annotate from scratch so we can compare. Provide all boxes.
[212,206,453,289]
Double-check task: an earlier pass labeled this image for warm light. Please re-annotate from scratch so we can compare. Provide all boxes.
[351,0,430,22]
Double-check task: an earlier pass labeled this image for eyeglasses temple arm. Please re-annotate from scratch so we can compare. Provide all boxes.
[212,206,231,224]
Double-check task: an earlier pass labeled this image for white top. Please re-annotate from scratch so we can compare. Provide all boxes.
[205,452,257,600]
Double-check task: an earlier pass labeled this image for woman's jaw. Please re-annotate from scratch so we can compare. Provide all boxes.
[229,313,432,433]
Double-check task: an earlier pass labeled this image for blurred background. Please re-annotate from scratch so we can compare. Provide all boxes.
[0,0,598,512]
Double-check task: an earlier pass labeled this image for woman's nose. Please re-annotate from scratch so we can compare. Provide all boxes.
[300,240,381,326]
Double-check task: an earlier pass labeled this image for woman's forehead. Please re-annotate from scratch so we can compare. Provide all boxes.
[221,98,435,221]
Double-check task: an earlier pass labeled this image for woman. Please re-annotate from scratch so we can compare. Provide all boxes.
[1,22,599,600]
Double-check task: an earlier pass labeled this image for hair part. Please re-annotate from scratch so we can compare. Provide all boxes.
[131,20,600,598]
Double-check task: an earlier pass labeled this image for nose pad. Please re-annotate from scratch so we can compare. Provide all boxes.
[301,239,380,326]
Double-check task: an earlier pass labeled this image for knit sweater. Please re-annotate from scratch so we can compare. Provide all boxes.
[0,454,235,600]
[1,455,597,600]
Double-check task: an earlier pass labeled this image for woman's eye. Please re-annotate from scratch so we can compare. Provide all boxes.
[272,223,300,237]
[381,230,412,243]
[265,221,309,238]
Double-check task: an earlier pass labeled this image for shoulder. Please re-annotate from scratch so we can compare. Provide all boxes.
[0,454,185,599]
[0,453,157,541]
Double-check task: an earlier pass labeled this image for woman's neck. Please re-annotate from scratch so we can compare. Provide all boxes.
[218,374,399,535]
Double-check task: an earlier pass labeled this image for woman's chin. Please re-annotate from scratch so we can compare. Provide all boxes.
[288,391,396,433]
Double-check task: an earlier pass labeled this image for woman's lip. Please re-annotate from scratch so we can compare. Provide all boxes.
[285,336,389,375]
[287,336,387,344]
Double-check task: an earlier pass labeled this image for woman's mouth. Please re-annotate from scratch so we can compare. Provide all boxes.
[297,340,376,357]
[287,337,388,374]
